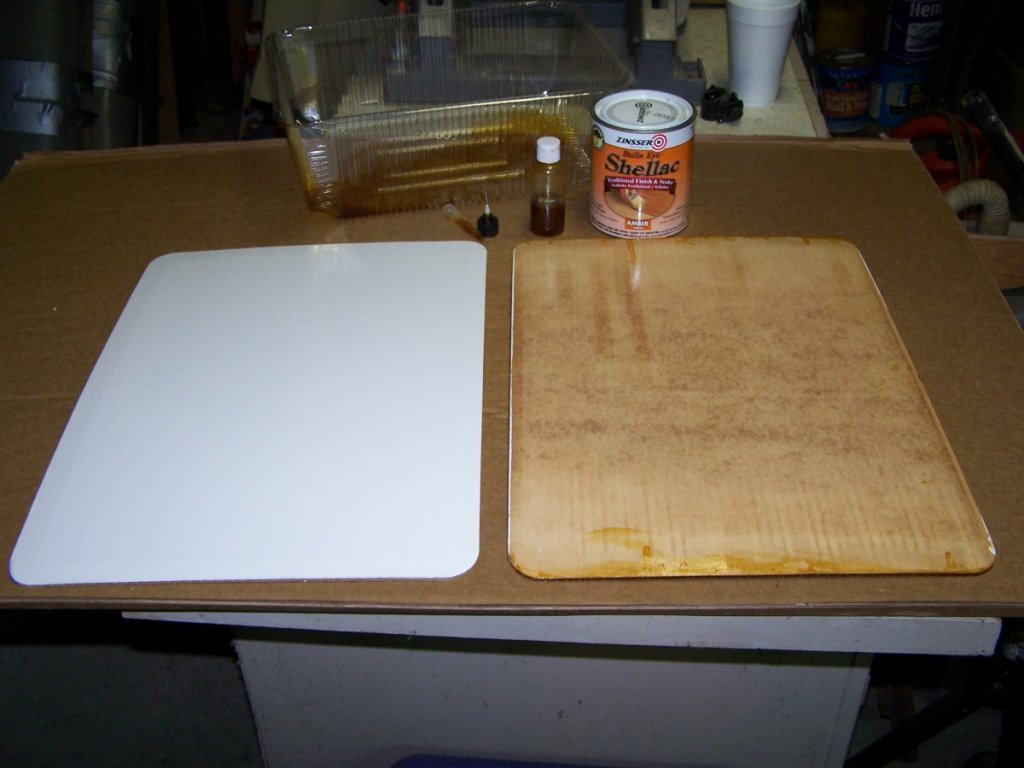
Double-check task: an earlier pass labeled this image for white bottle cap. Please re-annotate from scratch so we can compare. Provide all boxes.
[536,136,560,164]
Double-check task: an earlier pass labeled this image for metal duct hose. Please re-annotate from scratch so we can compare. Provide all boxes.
[944,178,1011,236]
[91,0,141,148]
[90,0,158,148]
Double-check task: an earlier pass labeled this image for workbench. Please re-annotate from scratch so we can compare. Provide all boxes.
[2,135,1022,767]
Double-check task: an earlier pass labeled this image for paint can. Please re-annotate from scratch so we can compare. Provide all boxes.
[882,0,945,63]
[589,89,695,239]
[869,59,932,129]
[817,49,875,134]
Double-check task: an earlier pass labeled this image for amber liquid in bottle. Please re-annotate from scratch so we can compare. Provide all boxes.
[529,136,566,237]
[530,197,565,237]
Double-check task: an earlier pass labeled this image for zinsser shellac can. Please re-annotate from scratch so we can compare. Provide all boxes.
[590,89,695,238]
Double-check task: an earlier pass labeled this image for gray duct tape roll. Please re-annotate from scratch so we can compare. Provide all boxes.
[0,58,90,137]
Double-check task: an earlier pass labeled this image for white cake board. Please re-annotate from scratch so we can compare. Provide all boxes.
[11,242,486,585]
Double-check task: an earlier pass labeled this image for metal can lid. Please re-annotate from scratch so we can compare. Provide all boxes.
[816,48,874,72]
[593,89,693,132]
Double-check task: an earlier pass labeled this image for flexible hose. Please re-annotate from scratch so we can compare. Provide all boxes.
[944,179,1011,236]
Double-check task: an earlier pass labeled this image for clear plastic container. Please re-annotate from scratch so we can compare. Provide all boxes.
[267,1,632,217]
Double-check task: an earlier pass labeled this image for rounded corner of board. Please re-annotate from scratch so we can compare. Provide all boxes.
[441,546,482,580]
[8,553,45,588]
[507,551,554,580]
[963,550,998,576]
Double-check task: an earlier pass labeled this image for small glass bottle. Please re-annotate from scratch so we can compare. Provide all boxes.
[530,136,566,237]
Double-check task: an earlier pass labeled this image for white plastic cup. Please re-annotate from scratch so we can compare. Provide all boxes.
[726,0,801,107]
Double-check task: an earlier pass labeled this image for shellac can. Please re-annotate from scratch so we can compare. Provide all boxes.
[590,90,695,239]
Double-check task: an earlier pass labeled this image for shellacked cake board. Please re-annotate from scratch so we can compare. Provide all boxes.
[508,237,994,579]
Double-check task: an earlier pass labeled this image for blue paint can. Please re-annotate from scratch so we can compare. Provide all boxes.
[869,59,932,129]
[817,49,875,134]
[882,0,945,62]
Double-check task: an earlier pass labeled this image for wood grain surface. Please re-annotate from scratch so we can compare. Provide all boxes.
[509,237,996,579]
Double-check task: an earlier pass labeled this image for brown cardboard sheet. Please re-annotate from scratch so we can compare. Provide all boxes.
[970,234,1024,290]
[1,137,1023,615]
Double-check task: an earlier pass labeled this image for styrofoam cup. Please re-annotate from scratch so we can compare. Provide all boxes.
[726,0,801,107]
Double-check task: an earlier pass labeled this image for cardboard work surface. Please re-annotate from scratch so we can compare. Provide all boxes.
[9,243,486,586]
[509,238,994,579]
[1,138,1023,615]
